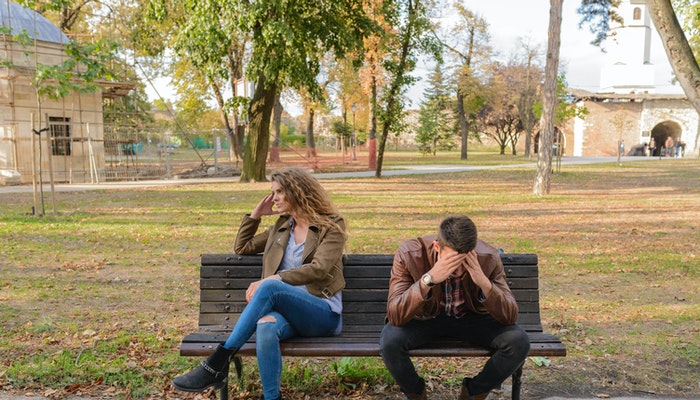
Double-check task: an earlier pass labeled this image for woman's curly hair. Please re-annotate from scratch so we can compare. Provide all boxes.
[270,167,343,232]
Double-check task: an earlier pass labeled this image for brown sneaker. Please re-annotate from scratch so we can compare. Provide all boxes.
[459,378,488,400]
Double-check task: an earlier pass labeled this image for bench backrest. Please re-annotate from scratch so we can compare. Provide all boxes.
[198,253,543,334]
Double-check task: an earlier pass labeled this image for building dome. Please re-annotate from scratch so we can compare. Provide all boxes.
[0,1,68,44]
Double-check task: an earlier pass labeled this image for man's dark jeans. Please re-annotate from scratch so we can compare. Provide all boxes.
[379,314,530,396]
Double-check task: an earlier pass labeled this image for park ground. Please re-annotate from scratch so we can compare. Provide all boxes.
[0,152,698,399]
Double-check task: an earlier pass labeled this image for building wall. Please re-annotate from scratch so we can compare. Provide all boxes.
[640,99,698,149]
[0,39,106,184]
[563,101,643,157]
[563,98,699,157]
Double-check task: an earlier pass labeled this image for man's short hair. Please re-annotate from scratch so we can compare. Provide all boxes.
[437,215,477,254]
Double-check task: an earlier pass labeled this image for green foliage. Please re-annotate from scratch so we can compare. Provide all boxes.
[242,0,376,100]
[280,124,296,137]
[673,0,700,62]
[281,359,325,391]
[331,120,352,139]
[280,134,305,146]
[533,74,588,126]
[416,63,458,155]
[331,357,393,390]
[103,88,155,134]
[576,0,624,47]
[375,0,442,175]
[529,356,551,367]
[5,26,119,101]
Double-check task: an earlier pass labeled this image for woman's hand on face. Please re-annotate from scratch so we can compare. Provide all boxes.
[250,194,279,219]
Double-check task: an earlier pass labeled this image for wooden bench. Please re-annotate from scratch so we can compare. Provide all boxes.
[180,253,566,400]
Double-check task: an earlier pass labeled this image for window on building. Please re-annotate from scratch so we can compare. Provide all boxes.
[49,117,71,156]
[633,7,641,20]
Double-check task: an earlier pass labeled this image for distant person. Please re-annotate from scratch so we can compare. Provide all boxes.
[380,215,530,400]
[619,140,625,157]
[172,167,347,400]
[648,138,656,157]
[664,136,674,157]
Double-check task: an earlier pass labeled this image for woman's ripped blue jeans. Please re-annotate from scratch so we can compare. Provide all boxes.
[223,279,340,400]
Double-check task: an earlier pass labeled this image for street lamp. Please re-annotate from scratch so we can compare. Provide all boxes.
[351,103,357,161]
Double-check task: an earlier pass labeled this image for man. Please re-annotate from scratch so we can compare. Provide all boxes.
[380,215,530,400]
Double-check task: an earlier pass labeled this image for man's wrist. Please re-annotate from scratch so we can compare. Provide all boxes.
[420,273,435,287]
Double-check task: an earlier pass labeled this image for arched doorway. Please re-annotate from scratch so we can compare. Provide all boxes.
[533,127,563,155]
[650,121,682,156]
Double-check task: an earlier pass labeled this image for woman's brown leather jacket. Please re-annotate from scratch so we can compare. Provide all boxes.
[234,214,346,299]
[386,234,519,327]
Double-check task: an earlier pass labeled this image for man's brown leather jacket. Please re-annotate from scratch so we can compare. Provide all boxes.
[386,234,519,327]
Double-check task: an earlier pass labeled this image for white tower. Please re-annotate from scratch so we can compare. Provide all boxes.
[599,0,656,93]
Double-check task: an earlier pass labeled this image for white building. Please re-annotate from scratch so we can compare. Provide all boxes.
[563,0,699,158]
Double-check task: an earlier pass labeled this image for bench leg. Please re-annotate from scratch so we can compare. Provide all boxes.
[218,376,228,400]
[511,362,524,400]
[214,356,243,400]
[232,356,243,381]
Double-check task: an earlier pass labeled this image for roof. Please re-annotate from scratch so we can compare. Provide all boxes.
[567,88,687,102]
[0,1,69,44]
[98,81,137,99]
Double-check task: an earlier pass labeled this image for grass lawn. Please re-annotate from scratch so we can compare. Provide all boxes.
[0,155,698,399]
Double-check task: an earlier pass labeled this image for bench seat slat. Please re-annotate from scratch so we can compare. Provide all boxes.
[180,333,566,358]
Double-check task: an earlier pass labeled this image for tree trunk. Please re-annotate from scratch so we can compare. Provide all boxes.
[457,90,469,160]
[533,0,563,196]
[306,108,317,157]
[368,77,378,170]
[269,93,283,162]
[458,26,475,161]
[210,80,239,166]
[226,47,245,163]
[646,0,700,156]
[241,75,277,182]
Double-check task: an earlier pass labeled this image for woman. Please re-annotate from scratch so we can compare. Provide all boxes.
[173,167,346,400]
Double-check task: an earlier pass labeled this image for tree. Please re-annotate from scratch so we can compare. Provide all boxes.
[480,64,530,155]
[160,0,248,164]
[238,0,374,182]
[269,93,283,162]
[533,0,563,196]
[646,0,700,153]
[358,3,390,171]
[416,63,457,155]
[437,3,491,160]
[22,0,101,33]
[298,54,337,160]
[672,0,699,59]
[330,120,352,152]
[515,39,543,158]
[374,0,439,177]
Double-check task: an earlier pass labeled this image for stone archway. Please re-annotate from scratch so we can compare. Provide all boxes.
[650,120,682,157]
[533,127,563,155]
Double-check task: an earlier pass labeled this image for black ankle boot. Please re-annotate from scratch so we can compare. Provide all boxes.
[173,344,235,392]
